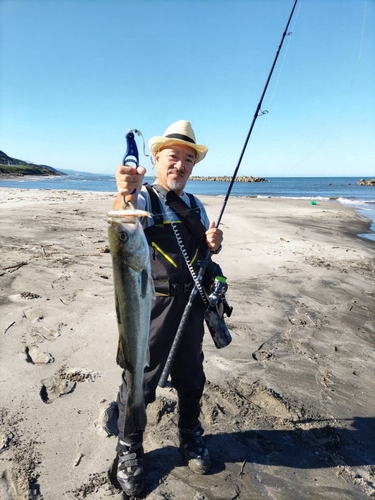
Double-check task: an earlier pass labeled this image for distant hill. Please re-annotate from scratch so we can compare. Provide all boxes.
[59,168,106,177]
[0,150,65,176]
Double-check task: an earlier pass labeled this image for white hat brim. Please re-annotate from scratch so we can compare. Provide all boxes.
[148,136,208,164]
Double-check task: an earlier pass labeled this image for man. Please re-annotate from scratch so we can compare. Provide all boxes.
[113,120,223,496]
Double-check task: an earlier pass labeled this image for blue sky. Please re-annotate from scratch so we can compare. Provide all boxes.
[1,0,374,177]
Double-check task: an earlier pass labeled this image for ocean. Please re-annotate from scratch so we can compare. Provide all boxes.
[1,174,374,240]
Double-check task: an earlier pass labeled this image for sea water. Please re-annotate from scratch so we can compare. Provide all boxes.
[1,174,374,240]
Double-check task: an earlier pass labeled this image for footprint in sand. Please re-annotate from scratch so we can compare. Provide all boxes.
[59,291,77,305]
[40,367,99,404]
[252,341,275,362]
[0,451,43,500]
[94,401,119,437]
[25,346,54,365]
[51,270,72,291]
[39,324,63,341]
[40,374,76,404]
[22,307,45,322]
[0,429,14,453]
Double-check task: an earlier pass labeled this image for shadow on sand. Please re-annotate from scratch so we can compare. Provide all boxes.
[108,416,374,498]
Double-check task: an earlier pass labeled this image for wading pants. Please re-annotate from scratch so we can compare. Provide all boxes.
[117,292,206,446]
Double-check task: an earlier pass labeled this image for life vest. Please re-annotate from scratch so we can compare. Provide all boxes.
[143,184,207,297]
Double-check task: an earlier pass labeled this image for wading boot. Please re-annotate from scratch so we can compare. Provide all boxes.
[116,440,145,496]
[179,423,211,474]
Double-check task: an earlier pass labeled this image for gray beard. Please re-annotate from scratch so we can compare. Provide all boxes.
[166,179,184,191]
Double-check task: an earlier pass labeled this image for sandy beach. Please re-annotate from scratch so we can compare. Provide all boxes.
[0,187,374,500]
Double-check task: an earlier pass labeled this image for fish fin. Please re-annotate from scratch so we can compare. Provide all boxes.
[145,345,150,369]
[150,277,156,300]
[115,296,128,369]
[141,268,153,298]
[115,295,122,325]
[116,340,127,369]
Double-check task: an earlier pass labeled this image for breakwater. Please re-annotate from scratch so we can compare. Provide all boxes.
[357,178,375,186]
[189,175,268,182]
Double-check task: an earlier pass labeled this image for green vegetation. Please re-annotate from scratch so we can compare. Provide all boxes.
[0,150,65,177]
[0,164,65,176]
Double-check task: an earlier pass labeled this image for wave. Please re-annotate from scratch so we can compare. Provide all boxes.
[256,195,331,201]
[337,197,375,207]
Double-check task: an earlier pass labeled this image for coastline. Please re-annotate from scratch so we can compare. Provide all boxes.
[0,189,374,499]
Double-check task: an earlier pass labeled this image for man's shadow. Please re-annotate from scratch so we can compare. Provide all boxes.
[145,415,374,470]
[108,413,374,498]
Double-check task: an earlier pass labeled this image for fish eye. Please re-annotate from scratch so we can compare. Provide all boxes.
[119,232,129,242]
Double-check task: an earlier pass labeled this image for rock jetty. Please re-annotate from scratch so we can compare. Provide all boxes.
[190,175,268,182]
[357,178,375,186]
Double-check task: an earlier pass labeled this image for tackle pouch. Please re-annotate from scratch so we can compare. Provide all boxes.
[204,268,233,349]
[204,306,232,349]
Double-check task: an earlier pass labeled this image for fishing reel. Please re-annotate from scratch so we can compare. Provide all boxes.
[208,275,233,318]
[208,275,228,307]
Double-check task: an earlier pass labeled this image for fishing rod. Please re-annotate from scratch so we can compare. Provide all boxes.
[158,0,299,388]
[217,0,299,226]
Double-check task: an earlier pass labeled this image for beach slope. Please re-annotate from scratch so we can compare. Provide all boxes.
[0,189,374,499]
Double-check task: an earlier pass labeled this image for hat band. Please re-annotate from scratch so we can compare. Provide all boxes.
[165,133,195,144]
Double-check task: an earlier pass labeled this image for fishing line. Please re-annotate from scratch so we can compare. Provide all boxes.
[261,0,303,118]
[216,0,299,226]
[282,127,335,174]
[254,0,303,159]
[283,0,369,176]
[357,0,368,63]
[254,19,294,150]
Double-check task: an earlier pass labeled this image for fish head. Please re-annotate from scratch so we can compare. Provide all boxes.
[107,216,149,272]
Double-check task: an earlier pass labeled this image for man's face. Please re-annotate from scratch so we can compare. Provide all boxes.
[154,144,196,195]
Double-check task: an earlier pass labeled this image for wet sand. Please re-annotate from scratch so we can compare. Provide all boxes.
[0,188,374,499]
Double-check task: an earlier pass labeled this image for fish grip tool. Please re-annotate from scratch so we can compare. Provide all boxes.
[109,129,152,219]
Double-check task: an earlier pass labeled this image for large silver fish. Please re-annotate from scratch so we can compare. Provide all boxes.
[108,211,153,435]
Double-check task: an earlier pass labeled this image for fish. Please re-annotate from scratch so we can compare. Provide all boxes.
[108,208,151,218]
[107,211,153,435]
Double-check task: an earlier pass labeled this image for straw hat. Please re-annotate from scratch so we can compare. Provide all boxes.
[148,120,208,164]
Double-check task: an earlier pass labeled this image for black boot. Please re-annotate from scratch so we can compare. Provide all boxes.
[179,423,211,474]
[116,440,145,496]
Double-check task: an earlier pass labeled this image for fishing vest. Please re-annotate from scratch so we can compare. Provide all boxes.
[143,184,207,297]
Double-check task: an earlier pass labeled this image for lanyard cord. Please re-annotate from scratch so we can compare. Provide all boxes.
[164,204,209,306]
